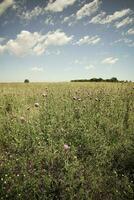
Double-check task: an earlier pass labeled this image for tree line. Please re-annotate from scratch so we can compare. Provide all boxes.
[71,77,127,83]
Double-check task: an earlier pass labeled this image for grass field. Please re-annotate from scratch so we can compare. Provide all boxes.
[0,82,134,200]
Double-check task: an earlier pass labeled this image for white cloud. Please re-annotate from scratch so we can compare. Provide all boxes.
[62,13,75,23]
[31,67,44,72]
[5,31,45,56]
[63,16,70,23]
[44,30,73,46]
[90,11,106,24]
[45,0,76,12]
[20,6,43,20]
[102,57,119,64]
[76,0,101,20]
[18,1,76,20]
[90,9,132,24]
[126,28,134,35]
[0,0,14,16]
[44,15,54,25]
[76,35,101,45]
[62,14,76,26]
[0,30,73,56]
[62,0,101,25]
[122,38,134,47]
[115,17,134,28]
[112,38,134,47]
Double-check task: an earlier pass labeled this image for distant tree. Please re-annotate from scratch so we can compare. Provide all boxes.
[24,79,30,83]
[110,77,118,82]
[98,78,103,82]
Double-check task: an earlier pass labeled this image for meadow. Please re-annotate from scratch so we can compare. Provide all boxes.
[0,82,134,200]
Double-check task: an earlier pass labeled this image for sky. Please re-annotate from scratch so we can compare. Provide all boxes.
[0,0,134,82]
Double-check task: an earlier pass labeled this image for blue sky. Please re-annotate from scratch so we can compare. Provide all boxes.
[0,0,134,82]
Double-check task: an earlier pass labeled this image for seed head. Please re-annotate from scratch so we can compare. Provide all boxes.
[77,98,81,101]
[34,103,39,107]
[20,116,26,123]
[27,106,30,111]
[73,96,77,100]
[42,93,47,97]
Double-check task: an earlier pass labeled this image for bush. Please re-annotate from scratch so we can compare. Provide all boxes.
[24,79,30,83]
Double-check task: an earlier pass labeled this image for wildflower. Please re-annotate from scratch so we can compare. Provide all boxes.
[42,93,47,97]
[73,96,77,100]
[34,103,39,107]
[64,144,70,150]
[73,96,81,101]
[27,106,30,111]
[77,98,82,101]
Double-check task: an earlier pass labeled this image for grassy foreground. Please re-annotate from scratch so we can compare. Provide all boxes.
[0,82,134,200]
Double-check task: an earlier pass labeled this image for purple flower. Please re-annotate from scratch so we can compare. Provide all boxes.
[64,144,70,150]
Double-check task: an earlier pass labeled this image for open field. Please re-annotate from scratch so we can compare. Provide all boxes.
[0,82,134,200]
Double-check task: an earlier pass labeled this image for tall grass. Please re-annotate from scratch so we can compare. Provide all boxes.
[0,82,134,200]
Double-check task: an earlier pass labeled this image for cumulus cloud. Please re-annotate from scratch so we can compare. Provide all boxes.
[45,0,76,12]
[18,1,76,20]
[102,57,119,64]
[44,30,73,46]
[90,11,106,24]
[115,16,134,28]
[0,30,73,56]
[90,9,132,24]
[76,35,101,45]
[0,0,14,16]
[76,0,101,20]
[126,28,134,35]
